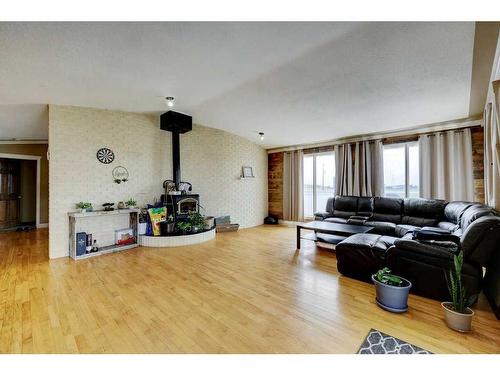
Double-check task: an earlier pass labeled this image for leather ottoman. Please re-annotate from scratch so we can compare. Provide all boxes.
[335,233,396,281]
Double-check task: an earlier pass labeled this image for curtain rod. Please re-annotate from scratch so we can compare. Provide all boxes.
[267,116,482,154]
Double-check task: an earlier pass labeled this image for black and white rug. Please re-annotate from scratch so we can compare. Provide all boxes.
[358,329,432,354]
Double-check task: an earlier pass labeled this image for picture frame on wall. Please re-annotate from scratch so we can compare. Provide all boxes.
[241,166,254,178]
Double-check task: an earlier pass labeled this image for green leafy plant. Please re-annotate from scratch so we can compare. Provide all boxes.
[125,198,137,207]
[176,221,192,233]
[188,212,205,230]
[76,202,92,210]
[444,251,476,313]
[374,267,404,287]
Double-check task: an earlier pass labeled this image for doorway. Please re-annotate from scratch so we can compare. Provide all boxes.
[0,155,40,231]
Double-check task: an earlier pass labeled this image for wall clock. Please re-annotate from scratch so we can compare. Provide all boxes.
[96,147,115,164]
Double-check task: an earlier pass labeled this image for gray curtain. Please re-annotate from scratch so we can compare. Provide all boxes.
[484,81,500,210]
[419,129,474,201]
[335,144,353,195]
[335,140,384,196]
[283,150,304,222]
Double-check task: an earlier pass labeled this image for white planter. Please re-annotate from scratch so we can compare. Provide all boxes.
[138,222,147,235]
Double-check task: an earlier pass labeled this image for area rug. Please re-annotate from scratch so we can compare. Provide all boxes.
[357,329,432,354]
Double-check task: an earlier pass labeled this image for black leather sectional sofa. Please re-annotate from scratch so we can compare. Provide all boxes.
[314,195,500,318]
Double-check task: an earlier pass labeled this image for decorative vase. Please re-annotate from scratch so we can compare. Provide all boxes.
[118,201,126,209]
[138,222,147,235]
[372,274,412,313]
[204,216,215,229]
[167,222,175,234]
[441,302,474,332]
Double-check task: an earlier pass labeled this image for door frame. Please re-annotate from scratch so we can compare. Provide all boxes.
[0,153,42,228]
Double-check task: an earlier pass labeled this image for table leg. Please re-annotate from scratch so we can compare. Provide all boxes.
[297,226,301,249]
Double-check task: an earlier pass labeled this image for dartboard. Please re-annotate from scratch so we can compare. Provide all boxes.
[96,148,115,164]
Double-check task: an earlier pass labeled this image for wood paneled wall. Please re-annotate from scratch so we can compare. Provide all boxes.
[268,152,284,219]
[267,126,486,218]
[471,127,485,203]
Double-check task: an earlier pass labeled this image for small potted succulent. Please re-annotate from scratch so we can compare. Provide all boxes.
[126,198,137,208]
[76,202,92,213]
[189,212,206,233]
[442,252,476,332]
[176,221,192,235]
[372,267,412,313]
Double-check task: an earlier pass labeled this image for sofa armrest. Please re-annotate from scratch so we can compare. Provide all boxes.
[392,238,459,260]
[314,212,333,221]
[387,238,482,302]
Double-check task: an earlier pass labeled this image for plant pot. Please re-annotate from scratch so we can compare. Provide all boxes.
[204,216,215,229]
[79,208,86,213]
[441,302,474,332]
[372,274,412,313]
[167,222,175,233]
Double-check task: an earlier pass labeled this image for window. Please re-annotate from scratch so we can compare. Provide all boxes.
[303,152,335,218]
[383,142,419,198]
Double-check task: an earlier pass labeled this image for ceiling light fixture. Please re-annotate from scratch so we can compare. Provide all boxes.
[259,132,265,141]
[165,96,175,107]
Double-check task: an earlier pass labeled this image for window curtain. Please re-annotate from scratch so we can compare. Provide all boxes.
[419,129,474,201]
[484,81,500,210]
[335,140,384,196]
[283,150,304,222]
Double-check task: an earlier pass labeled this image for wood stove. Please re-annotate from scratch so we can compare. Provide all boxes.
[163,194,199,220]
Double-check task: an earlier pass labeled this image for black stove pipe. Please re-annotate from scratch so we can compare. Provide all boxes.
[172,130,181,189]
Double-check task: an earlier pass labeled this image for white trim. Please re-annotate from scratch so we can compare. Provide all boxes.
[0,140,48,145]
[267,116,482,154]
[278,219,310,226]
[0,152,42,227]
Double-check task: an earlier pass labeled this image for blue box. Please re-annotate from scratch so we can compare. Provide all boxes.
[76,232,87,256]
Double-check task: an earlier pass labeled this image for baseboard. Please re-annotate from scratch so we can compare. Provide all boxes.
[37,223,49,229]
[278,219,307,226]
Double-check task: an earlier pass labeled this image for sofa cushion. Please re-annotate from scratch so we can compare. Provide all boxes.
[395,224,420,238]
[365,221,396,236]
[325,197,335,214]
[444,201,474,224]
[357,197,373,217]
[401,198,446,227]
[438,221,456,232]
[461,215,500,263]
[460,204,494,231]
[370,197,403,224]
[324,217,348,224]
[333,195,358,218]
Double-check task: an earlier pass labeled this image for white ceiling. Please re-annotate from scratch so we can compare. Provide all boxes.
[0,22,475,148]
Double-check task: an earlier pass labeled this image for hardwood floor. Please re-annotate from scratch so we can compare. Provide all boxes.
[0,226,498,354]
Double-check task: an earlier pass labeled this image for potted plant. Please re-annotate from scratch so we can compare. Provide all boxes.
[166,214,175,234]
[372,267,412,313]
[189,212,206,233]
[76,202,92,213]
[138,209,148,235]
[176,221,191,235]
[126,198,137,208]
[442,252,476,332]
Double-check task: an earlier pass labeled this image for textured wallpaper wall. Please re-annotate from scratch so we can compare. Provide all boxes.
[48,105,267,259]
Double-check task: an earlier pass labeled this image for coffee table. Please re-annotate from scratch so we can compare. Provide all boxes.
[296,221,373,249]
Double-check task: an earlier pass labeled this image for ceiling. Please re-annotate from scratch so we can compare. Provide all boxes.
[0,22,492,148]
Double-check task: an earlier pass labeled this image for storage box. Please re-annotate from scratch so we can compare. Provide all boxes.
[216,223,239,233]
[115,228,135,245]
